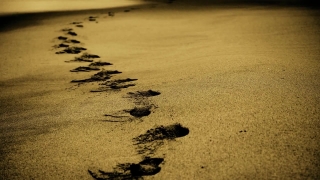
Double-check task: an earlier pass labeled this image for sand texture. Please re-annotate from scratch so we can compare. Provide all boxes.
[0,0,320,179]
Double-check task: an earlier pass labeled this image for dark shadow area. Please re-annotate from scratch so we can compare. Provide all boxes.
[0,4,155,32]
[147,0,319,8]
[1,0,318,32]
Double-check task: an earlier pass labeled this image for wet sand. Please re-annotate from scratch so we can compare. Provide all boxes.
[0,0,319,179]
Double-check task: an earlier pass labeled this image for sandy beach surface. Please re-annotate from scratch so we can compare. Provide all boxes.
[1,0,319,179]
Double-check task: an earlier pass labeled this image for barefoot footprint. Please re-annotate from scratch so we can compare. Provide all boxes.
[133,123,190,155]
[88,157,164,180]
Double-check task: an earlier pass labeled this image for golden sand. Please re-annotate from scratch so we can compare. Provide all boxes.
[0,1,319,179]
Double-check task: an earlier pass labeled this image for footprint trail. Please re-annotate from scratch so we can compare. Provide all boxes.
[50,1,189,179]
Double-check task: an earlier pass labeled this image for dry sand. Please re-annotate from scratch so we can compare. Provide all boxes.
[0,0,320,179]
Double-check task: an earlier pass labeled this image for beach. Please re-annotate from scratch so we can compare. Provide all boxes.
[0,0,319,179]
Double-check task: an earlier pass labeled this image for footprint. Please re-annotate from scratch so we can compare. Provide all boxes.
[81,53,100,58]
[60,28,78,36]
[57,37,80,44]
[128,90,161,98]
[126,90,161,106]
[68,39,81,44]
[124,9,131,12]
[89,16,97,21]
[57,36,68,40]
[70,22,82,25]
[91,78,137,92]
[65,58,93,63]
[134,157,164,176]
[75,24,84,28]
[89,61,113,66]
[88,157,164,180]
[125,106,151,118]
[134,123,189,143]
[71,70,122,83]
[53,43,70,48]
[61,28,73,32]
[103,104,153,123]
[65,53,100,62]
[56,46,86,54]
[133,123,189,155]
[67,31,77,36]
[70,66,100,72]
[108,12,115,17]
[57,43,69,48]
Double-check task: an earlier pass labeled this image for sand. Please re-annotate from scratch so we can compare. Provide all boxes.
[0,0,319,179]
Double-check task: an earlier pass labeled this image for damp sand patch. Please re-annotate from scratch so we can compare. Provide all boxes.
[88,157,164,180]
